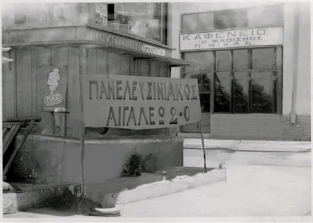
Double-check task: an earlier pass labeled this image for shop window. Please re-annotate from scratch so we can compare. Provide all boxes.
[233,72,249,113]
[251,72,276,113]
[181,14,198,33]
[197,12,214,32]
[248,5,283,27]
[214,72,232,113]
[216,51,231,71]
[213,47,280,114]
[252,48,276,70]
[95,3,167,43]
[11,3,74,25]
[183,52,214,113]
[214,9,248,30]
[181,5,283,34]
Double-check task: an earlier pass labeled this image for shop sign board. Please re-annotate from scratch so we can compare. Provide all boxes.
[92,32,166,56]
[3,27,167,57]
[82,75,201,129]
[180,26,283,51]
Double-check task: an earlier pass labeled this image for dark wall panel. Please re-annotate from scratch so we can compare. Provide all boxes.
[22,49,32,116]
[96,49,108,74]
[2,50,16,118]
[16,49,24,117]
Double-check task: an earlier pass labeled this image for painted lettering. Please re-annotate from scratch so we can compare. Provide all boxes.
[116,80,122,100]
[183,35,190,41]
[106,107,117,126]
[149,107,155,125]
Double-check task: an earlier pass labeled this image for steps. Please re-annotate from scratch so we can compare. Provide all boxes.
[3,183,75,214]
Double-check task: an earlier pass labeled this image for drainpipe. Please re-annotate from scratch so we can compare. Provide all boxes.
[290,4,300,125]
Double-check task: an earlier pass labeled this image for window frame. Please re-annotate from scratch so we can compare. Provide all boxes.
[92,2,168,45]
[182,46,283,115]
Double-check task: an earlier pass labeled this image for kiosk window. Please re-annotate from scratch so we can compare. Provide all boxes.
[95,3,167,43]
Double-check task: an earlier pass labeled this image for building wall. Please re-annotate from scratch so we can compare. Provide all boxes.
[2,47,171,138]
[8,135,183,184]
[170,2,311,140]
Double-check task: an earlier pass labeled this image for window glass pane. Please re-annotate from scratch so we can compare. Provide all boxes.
[214,72,231,113]
[216,51,231,71]
[248,5,283,27]
[182,14,198,33]
[183,52,214,77]
[252,48,276,70]
[233,49,249,71]
[214,9,248,30]
[95,3,165,42]
[198,12,214,32]
[233,72,249,113]
[187,73,211,113]
[200,94,210,112]
[251,72,276,113]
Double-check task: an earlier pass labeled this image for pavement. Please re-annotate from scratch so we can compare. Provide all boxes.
[4,138,312,219]
[184,139,311,152]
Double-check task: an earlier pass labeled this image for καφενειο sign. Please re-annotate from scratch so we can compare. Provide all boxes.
[82,75,201,129]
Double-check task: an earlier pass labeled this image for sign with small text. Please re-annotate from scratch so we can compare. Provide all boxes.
[82,75,201,129]
[180,26,283,51]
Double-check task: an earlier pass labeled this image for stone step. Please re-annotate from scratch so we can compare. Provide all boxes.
[3,183,74,214]
[183,139,311,152]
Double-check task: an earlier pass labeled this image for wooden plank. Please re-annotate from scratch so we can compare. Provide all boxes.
[129,57,134,76]
[2,49,16,118]
[276,46,283,114]
[120,55,130,76]
[159,63,166,77]
[3,125,12,147]
[87,49,97,74]
[96,49,108,74]
[37,48,50,66]
[31,49,37,116]
[137,60,149,76]
[3,117,41,122]
[3,126,9,137]
[51,48,58,65]
[108,52,120,75]
[16,49,24,117]
[4,120,36,177]
[150,61,160,77]
[67,47,82,138]
[3,125,21,156]
[22,49,32,117]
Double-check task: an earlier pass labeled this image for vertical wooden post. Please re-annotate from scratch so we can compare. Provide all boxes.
[199,121,207,173]
[79,47,87,207]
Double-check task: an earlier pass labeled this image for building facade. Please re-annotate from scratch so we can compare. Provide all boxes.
[2,3,191,184]
[170,2,311,141]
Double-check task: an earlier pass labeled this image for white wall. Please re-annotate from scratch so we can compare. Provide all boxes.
[295,3,311,114]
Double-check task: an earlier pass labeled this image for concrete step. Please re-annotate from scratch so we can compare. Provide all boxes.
[84,167,226,209]
[178,133,211,139]
[184,139,311,152]
[3,183,74,214]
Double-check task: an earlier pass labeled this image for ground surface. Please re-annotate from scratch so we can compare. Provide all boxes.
[4,148,311,219]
